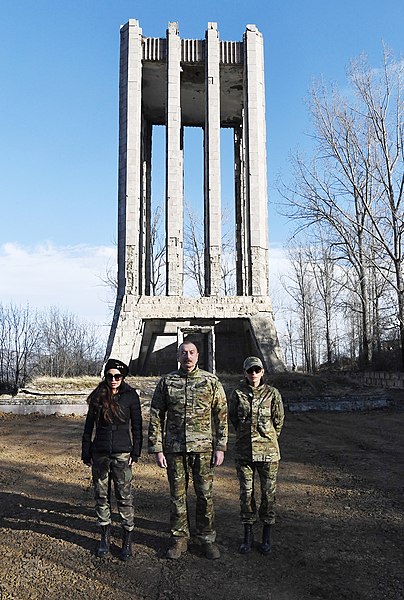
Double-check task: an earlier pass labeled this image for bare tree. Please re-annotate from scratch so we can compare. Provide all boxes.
[99,206,166,299]
[349,50,404,364]
[184,202,237,297]
[38,307,102,377]
[101,261,118,292]
[149,205,166,296]
[305,232,345,365]
[282,47,403,366]
[221,210,236,295]
[280,244,319,373]
[0,303,41,390]
[282,316,298,371]
[0,303,105,388]
[184,202,205,296]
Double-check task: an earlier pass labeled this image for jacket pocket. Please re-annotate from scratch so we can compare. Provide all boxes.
[167,381,185,404]
[237,397,251,423]
[257,403,273,437]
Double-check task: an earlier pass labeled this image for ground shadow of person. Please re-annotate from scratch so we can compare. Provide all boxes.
[0,491,166,556]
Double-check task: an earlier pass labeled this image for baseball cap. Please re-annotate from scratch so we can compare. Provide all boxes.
[243,356,264,371]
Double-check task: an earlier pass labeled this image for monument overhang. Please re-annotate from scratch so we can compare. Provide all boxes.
[123,295,274,319]
[141,39,244,127]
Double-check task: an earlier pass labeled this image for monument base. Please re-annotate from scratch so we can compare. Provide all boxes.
[106,295,285,375]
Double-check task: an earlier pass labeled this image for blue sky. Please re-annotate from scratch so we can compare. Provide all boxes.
[1,0,403,334]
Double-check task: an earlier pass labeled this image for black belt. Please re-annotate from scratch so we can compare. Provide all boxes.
[99,424,130,431]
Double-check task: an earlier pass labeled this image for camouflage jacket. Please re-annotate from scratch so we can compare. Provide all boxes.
[229,381,284,462]
[148,366,228,454]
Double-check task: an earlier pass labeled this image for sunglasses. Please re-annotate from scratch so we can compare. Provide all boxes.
[106,373,123,381]
[246,366,262,374]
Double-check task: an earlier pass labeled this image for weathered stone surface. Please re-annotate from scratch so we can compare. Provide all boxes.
[107,21,285,374]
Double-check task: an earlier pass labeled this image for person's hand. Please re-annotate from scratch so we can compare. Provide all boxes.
[213,450,225,467]
[156,452,167,468]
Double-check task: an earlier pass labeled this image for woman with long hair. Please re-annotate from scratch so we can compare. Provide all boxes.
[81,358,142,560]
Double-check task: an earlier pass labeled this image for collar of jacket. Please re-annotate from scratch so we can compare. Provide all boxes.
[242,381,265,394]
[178,366,200,378]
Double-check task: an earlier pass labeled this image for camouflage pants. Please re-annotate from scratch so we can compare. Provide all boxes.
[236,460,279,525]
[91,452,134,531]
[166,452,216,543]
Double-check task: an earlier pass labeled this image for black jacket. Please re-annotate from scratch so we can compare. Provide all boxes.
[81,381,143,463]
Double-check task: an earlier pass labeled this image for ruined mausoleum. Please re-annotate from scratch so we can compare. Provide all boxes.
[106,20,285,374]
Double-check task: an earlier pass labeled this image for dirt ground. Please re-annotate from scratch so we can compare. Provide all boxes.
[0,388,403,600]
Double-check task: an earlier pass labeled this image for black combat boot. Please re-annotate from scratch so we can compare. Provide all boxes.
[119,529,133,561]
[97,525,111,558]
[259,524,271,555]
[239,524,254,554]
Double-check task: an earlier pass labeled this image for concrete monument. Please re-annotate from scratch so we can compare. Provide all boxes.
[106,20,284,374]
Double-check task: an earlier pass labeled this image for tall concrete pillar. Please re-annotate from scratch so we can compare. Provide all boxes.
[244,24,269,296]
[204,22,222,296]
[118,20,143,297]
[234,123,249,296]
[166,22,184,296]
[142,119,152,296]
[107,21,285,375]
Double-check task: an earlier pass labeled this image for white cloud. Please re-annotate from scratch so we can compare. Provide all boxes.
[268,244,295,346]
[269,244,292,303]
[0,242,116,329]
[269,244,291,280]
[0,240,294,349]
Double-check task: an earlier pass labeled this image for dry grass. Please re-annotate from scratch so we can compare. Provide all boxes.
[29,376,100,391]
[28,371,368,400]
[25,372,374,401]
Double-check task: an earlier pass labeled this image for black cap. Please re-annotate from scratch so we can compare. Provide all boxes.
[104,358,129,378]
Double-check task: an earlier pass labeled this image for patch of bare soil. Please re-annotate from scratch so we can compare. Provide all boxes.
[0,387,403,599]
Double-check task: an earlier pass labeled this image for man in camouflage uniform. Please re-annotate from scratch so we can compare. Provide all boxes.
[148,341,228,560]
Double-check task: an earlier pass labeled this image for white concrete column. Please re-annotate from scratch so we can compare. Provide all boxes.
[243,24,269,296]
[234,124,249,296]
[166,22,184,296]
[142,120,152,295]
[118,19,143,296]
[204,22,222,296]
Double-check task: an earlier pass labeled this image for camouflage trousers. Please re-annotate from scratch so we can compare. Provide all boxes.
[91,452,134,531]
[236,460,279,525]
[166,452,216,543]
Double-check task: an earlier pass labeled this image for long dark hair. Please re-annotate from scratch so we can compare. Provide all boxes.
[86,380,124,423]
